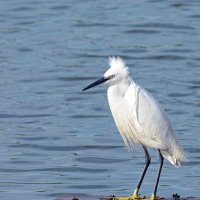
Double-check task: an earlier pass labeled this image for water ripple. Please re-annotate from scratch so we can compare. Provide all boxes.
[73,21,118,28]
[68,184,109,189]
[132,23,195,30]
[0,166,108,173]
[124,29,160,34]
[76,157,128,163]
[70,114,108,118]
[0,113,55,119]
[50,5,69,10]
[9,144,121,151]
[145,55,186,60]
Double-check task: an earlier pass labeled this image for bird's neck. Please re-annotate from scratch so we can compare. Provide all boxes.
[108,80,130,97]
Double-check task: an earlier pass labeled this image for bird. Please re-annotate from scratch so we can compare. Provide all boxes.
[82,57,186,200]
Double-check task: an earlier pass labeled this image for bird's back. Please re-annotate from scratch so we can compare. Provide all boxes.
[107,79,186,167]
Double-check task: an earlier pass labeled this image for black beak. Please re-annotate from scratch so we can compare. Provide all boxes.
[82,77,108,91]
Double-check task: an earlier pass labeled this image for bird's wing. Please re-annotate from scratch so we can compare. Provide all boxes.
[125,83,172,149]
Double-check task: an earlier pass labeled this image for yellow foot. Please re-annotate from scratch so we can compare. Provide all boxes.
[111,189,145,200]
[132,188,145,199]
[148,194,162,200]
[114,197,133,200]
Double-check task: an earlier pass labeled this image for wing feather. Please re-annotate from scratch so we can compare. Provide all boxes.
[125,83,171,149]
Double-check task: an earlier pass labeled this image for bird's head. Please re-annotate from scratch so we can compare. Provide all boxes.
[82,57,129,91]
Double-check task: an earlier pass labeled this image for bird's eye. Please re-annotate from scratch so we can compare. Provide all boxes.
[110,75,115,79]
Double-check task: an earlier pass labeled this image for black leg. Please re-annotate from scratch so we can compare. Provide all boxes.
[137,146,151,190]
[152,149,164,198]
[132,146,151,197]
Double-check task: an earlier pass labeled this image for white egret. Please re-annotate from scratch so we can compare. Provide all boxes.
[82,57,186,200]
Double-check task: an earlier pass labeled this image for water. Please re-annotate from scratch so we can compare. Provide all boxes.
[0,0,199,199]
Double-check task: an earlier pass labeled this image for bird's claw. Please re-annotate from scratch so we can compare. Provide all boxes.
[106,193,162,200]
[148,194,162,200]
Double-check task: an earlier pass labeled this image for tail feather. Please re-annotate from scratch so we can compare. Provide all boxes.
[161,143,187,167]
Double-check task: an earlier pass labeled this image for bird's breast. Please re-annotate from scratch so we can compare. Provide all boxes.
[107,84,136,120]
[107,85,140,146]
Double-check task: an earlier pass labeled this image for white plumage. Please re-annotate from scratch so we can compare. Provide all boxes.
[106,57,185,167]
[82,57,186,199]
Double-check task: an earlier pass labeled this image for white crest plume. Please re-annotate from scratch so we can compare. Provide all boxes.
[108,57,129,79]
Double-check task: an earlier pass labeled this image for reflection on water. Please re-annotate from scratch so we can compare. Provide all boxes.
[0,0,199,200]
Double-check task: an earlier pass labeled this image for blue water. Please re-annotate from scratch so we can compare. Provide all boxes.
[0,0,199,199]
